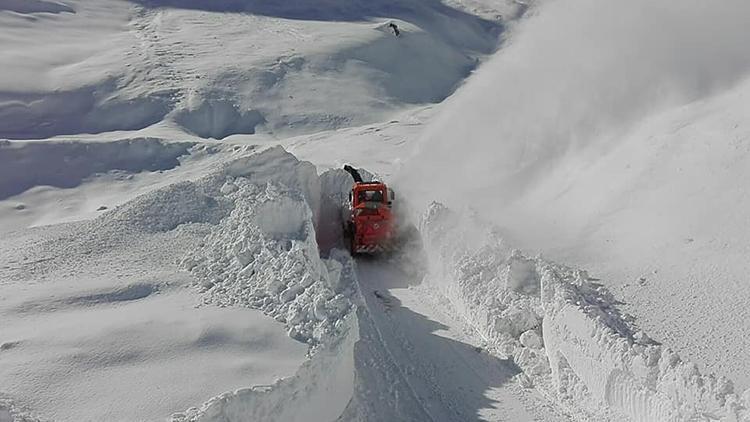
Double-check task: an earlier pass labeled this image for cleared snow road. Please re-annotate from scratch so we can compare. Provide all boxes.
[352,260,569,422]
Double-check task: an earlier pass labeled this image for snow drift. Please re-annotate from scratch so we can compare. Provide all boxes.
[173,315,358,422]
[0,0,514,140]
[419,203,750,422]
[0,138,194,200]
[0,145,324,422]
[0,0,74,14]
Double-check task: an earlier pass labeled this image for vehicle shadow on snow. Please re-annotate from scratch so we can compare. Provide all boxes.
[350,259,523,421]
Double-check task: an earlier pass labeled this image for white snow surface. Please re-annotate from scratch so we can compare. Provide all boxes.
[3,0,750,421]
[0,0,516,141]
[0,146,313,421]
[400,0,750,396]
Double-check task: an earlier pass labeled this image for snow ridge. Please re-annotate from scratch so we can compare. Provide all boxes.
[419,202,750,422]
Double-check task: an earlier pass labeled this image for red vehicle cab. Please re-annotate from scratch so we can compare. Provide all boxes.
[346,181,395,254]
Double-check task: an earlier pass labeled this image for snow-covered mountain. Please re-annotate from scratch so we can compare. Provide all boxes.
[1,0,749,421]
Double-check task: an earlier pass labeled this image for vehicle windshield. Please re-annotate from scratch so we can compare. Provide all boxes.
[358,189,384,203]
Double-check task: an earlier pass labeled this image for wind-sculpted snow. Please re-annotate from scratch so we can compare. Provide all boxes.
[419,202,750,422]
[173,100,266,140]
[0,0,516,140]
[0,0,74,14]
[0,138,195,200]
[0,84,175,140]
[172,314,358,422]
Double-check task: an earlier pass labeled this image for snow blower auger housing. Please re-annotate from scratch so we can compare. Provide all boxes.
[343,165,395,255]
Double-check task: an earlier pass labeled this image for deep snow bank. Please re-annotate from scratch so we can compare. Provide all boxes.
[180,146,356,345]
[419,203,750,421]
[164,146,364,421]
[540,264,746,422]
[0,0,74,14]
[0,138,194,200]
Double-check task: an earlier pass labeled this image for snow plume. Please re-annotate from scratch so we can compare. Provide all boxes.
[419,203,750,421]
[399,0,750,208]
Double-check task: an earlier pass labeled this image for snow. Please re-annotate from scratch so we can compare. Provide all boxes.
[182,147,356,345]
[0,0,74,14]
[0,183,307,421]
[173,314,358,422]
[3,0,750,420]
[419,203,750,421]
[0,140,234,232]
[0,0,514,140]
[400,0,750,398]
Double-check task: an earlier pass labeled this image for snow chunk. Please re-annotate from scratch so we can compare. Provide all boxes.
[519,330,543,349]
[504,250,539,295]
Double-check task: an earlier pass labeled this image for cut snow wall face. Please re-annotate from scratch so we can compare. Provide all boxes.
[317,168,357,255]
[419,202,749,422]
[183,146,354,345]
[539,265,747,422]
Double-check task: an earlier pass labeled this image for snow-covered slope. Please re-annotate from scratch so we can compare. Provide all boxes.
[0,145,314,421]
[3,0,750,421]
[0,0,516,141]
[401,0,750,391]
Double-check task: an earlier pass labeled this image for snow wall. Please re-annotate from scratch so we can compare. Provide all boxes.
[163,145,368,422]
[419,202,750,422]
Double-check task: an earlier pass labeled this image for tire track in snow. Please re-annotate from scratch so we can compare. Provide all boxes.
[353,260,568,422]
[353,271,439,422]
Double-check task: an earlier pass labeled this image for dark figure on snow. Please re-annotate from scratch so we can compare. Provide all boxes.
[388,22,400,37]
